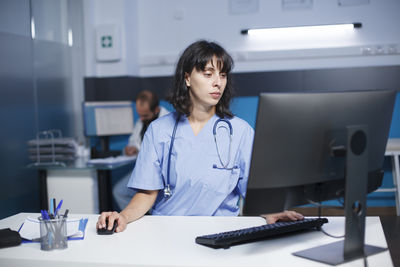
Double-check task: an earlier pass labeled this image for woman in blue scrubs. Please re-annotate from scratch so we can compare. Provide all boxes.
[97,40,303,232]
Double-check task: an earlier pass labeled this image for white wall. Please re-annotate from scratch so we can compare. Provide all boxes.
[84,0,139,77]
[84,0,400,77]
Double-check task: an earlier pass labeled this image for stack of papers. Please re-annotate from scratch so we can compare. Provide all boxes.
[19,217,88,241]
[27,137,78,163]
[87,155,137,165]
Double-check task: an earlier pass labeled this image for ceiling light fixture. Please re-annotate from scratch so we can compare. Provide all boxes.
[241,23,362,36]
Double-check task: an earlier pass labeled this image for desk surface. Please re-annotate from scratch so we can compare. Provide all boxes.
[386,138,400,155]
[0,213,392,267]
[26,156,135,170]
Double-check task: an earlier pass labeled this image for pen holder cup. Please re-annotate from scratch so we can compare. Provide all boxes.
[38,216,68,251]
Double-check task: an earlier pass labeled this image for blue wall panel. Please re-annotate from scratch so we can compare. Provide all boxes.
[0,32,39,219]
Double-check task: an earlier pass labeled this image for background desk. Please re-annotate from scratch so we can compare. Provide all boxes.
[0,213,392,267]
[385,138,400,215]
[27,157,135,213]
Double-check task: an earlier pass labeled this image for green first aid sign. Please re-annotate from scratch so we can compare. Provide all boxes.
[101,36,113,48]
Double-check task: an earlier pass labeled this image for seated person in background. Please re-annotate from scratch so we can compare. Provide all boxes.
[100,40,303,233]
[112,90,169,210]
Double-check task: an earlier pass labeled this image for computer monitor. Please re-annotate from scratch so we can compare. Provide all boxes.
[243,90,396,265]
[83,101,134,137]
[83,101,134,157]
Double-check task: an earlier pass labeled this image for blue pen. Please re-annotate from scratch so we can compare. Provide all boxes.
[55,199,63,216]
[40,210,46,220]
[43,210,51,220]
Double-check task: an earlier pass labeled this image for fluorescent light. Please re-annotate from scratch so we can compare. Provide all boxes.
[68,29,73,47]
[31,17,36,40]
[241,23,362,36]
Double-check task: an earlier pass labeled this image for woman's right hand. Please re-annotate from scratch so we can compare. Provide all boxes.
[96,190,158,233]
[96,211,128,233]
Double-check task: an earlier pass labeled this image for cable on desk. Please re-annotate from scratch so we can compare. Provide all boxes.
[306,198,345,239]
[305,183,372,267]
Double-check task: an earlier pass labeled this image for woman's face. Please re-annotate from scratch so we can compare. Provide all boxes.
[185,56,227,111]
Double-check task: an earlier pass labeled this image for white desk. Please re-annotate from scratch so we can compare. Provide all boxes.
[0,213,392,267]
[384,138,400,215]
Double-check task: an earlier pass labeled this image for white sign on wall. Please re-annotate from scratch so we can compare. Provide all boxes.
[96,24,121,62]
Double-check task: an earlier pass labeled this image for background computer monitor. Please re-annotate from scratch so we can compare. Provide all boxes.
[83,101,134,157]
[83,101,134,137]
[243,90,395,215]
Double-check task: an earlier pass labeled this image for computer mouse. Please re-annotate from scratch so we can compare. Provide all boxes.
[97,219,118,235]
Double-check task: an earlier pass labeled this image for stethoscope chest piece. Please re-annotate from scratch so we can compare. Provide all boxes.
[164,185,172,198]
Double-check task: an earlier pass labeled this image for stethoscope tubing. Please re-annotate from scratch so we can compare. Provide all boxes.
[164,115,234,198]
[165,114,181,198]
[213,118,233,135]
[213,119,233,169]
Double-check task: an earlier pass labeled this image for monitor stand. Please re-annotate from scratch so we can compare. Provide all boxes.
[91,136,121,159]
[293,125,387,265]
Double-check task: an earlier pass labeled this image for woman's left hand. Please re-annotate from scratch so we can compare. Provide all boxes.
[260,210,304,224]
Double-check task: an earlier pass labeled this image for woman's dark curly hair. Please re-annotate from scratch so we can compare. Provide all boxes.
[167,40,235,118]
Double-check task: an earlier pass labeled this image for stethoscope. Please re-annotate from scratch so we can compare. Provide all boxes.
[163,114,237,198]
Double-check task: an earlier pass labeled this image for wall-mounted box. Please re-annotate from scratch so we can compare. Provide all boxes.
[96,24,121,62]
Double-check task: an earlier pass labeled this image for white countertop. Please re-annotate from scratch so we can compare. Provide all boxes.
[0,213,392,267]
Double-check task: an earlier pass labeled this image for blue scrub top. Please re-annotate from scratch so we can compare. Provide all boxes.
[127,112,254,216]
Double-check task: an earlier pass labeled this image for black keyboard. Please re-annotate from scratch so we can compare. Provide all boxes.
[195,217,328,249]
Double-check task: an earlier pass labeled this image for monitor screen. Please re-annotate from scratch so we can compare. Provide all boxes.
[243,90,396,216]
[83,101,134,136]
